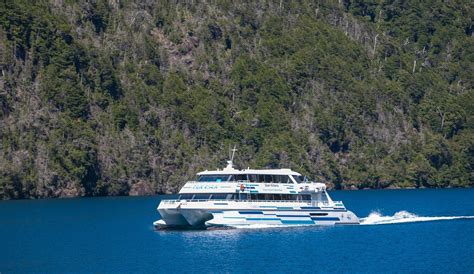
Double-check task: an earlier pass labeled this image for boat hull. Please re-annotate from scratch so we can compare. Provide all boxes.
[205,210,359,227]
[180,208,213,226]
[155,200,359,229]
[155,202,190,229]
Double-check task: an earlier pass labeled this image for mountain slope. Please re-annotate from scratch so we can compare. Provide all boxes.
[0,0,472,199]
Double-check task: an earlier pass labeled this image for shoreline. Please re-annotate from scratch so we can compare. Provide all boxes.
[1,186,472,201]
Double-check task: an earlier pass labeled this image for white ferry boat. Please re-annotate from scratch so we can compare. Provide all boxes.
[154,152,359,229]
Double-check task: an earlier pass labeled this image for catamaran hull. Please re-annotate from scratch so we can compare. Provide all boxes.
[154,207,190,229]
[180,209,213,226]
[155,200,359,229]
[154,203,213,229]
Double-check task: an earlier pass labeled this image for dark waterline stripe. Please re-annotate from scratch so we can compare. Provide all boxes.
[311,217,340,221]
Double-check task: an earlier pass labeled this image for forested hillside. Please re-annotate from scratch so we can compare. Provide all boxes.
[0,0,472,199]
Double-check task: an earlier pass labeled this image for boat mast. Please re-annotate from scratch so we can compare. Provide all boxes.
[230,145,237,162]
[225,145,237,170]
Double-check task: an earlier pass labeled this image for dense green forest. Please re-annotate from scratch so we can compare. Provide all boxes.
[0,0,472,199]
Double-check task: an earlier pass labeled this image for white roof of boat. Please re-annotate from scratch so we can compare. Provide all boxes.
[197,168,301,176]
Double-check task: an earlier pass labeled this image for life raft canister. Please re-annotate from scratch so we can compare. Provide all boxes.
[240,184,245,191]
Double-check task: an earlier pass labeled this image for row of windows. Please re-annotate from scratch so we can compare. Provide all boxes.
[178,193,312,201]
[179,193,234,200]
[198,174,297,183]
[198,175,233,182]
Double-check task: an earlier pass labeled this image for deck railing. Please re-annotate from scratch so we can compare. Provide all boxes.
[161,199,342,207]
[185,180,320,184]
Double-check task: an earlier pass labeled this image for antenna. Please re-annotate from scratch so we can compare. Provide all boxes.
[224,145,237,170]
[231,145,237,162]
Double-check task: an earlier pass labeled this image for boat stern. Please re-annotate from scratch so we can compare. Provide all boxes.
[338,210,360,224]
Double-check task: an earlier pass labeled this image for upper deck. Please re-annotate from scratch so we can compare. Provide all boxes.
[179,158,326,196]
[195,160,307,183]
[198,167,301,176]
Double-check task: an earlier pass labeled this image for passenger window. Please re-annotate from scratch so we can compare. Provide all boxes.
[320,191,329,203]
[292,175,302,183]
[198,175,232,182]
[235,174,247,181]
[310,213,328,216]
[193,194,210,200]
[240,193,249,200]
[248,174,257,182]
[179,194,193,200]
[274,175,290,183]
[211,194,227,200]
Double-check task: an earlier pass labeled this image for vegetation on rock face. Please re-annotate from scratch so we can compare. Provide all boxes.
[0,0,472,199]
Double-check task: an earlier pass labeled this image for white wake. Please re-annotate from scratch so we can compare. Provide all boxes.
[360,210,474,225]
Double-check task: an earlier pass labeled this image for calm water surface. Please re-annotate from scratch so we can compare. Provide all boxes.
[1,188,473,273]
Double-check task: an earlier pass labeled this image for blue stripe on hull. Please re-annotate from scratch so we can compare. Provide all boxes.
[281,220,315,225]
[276,215,310,218]
[301,209,346,212]
[246,218,281,221]
[245,208,346,212]
[238,211,263,214]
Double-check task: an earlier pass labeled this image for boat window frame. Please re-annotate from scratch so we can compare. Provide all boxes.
[292,175,302,183]
[177,193,312,201]
[197,174,233,182]
[242,174,294,183]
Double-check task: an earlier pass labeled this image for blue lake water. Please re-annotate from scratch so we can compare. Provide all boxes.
[1,188,473,273]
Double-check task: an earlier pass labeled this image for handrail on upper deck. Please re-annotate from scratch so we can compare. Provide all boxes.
[185,180,322,184]
[186,180,252,184]
[160,199,339,207]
